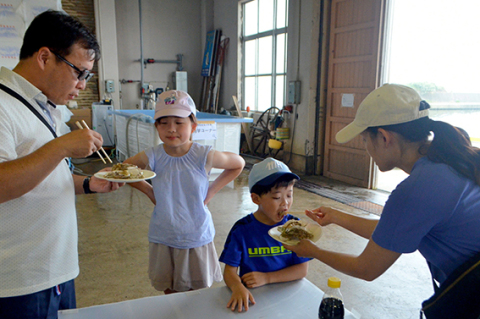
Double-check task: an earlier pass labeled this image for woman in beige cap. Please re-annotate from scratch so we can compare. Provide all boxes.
[286,84,480,318]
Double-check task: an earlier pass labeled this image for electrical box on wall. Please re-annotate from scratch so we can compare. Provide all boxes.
[288,81,301,104]
[105,80,115,93]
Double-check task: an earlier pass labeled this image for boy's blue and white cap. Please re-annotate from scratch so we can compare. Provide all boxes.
[154,90,197,120]
[248,158,299,191]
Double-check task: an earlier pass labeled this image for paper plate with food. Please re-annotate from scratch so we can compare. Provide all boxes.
[94,163,156,183]
[268,219,322,246]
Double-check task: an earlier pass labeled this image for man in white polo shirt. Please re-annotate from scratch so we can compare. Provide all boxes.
[0,10,123,318]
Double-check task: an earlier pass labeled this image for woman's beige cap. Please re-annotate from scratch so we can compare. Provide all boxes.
[335,84,430,143]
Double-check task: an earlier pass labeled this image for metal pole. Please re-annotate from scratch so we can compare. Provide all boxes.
[139,0,144,109]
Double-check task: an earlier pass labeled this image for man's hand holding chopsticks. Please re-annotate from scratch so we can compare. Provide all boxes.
[52,128,104,159]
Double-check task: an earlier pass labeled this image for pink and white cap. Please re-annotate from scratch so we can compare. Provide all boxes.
[154,90,197,120]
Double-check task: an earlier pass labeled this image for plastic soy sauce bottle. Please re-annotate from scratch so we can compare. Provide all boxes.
[319,277,345,319]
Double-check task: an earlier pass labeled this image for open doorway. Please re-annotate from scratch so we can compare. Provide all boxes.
[377,0,480,192]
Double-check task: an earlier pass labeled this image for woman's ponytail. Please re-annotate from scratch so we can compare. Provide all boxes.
[367,118,480,186]
[428,120,480,186]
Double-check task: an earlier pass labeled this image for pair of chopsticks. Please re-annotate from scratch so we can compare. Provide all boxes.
[75,120,112,164]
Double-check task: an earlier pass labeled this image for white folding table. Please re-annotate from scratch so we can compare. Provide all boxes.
[59,279,357,318]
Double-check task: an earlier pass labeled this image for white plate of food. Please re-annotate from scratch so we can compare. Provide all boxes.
[94,163,156,183]
[268,219,322,246]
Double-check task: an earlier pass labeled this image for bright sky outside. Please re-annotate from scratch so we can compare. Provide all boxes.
[378,0,480,191]
[387,0,480,93]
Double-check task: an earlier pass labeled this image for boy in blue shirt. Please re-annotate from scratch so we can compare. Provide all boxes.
[219,158,311,312]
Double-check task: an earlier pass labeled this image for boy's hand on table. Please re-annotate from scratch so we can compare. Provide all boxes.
[241,271,269,288]
[227,283,256,312]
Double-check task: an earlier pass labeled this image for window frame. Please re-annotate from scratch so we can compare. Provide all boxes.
[240,0,288,112]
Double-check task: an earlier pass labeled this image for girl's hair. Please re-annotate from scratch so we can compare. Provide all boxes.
[250,174,297,196]
[366,117,480,186]
[190,113,198,124]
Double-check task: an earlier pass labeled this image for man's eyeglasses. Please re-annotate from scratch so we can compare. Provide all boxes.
[52,52,94,82]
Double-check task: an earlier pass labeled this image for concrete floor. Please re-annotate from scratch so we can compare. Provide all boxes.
[73,158,433,319]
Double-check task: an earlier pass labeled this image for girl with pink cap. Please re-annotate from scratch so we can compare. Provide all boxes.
[124,90,245,294]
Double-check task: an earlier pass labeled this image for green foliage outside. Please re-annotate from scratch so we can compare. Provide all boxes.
[407,82,446,96]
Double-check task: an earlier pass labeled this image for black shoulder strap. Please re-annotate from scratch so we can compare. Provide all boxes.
[422,251,480,319]
[0,83,71,167]
[0,83,58,138]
